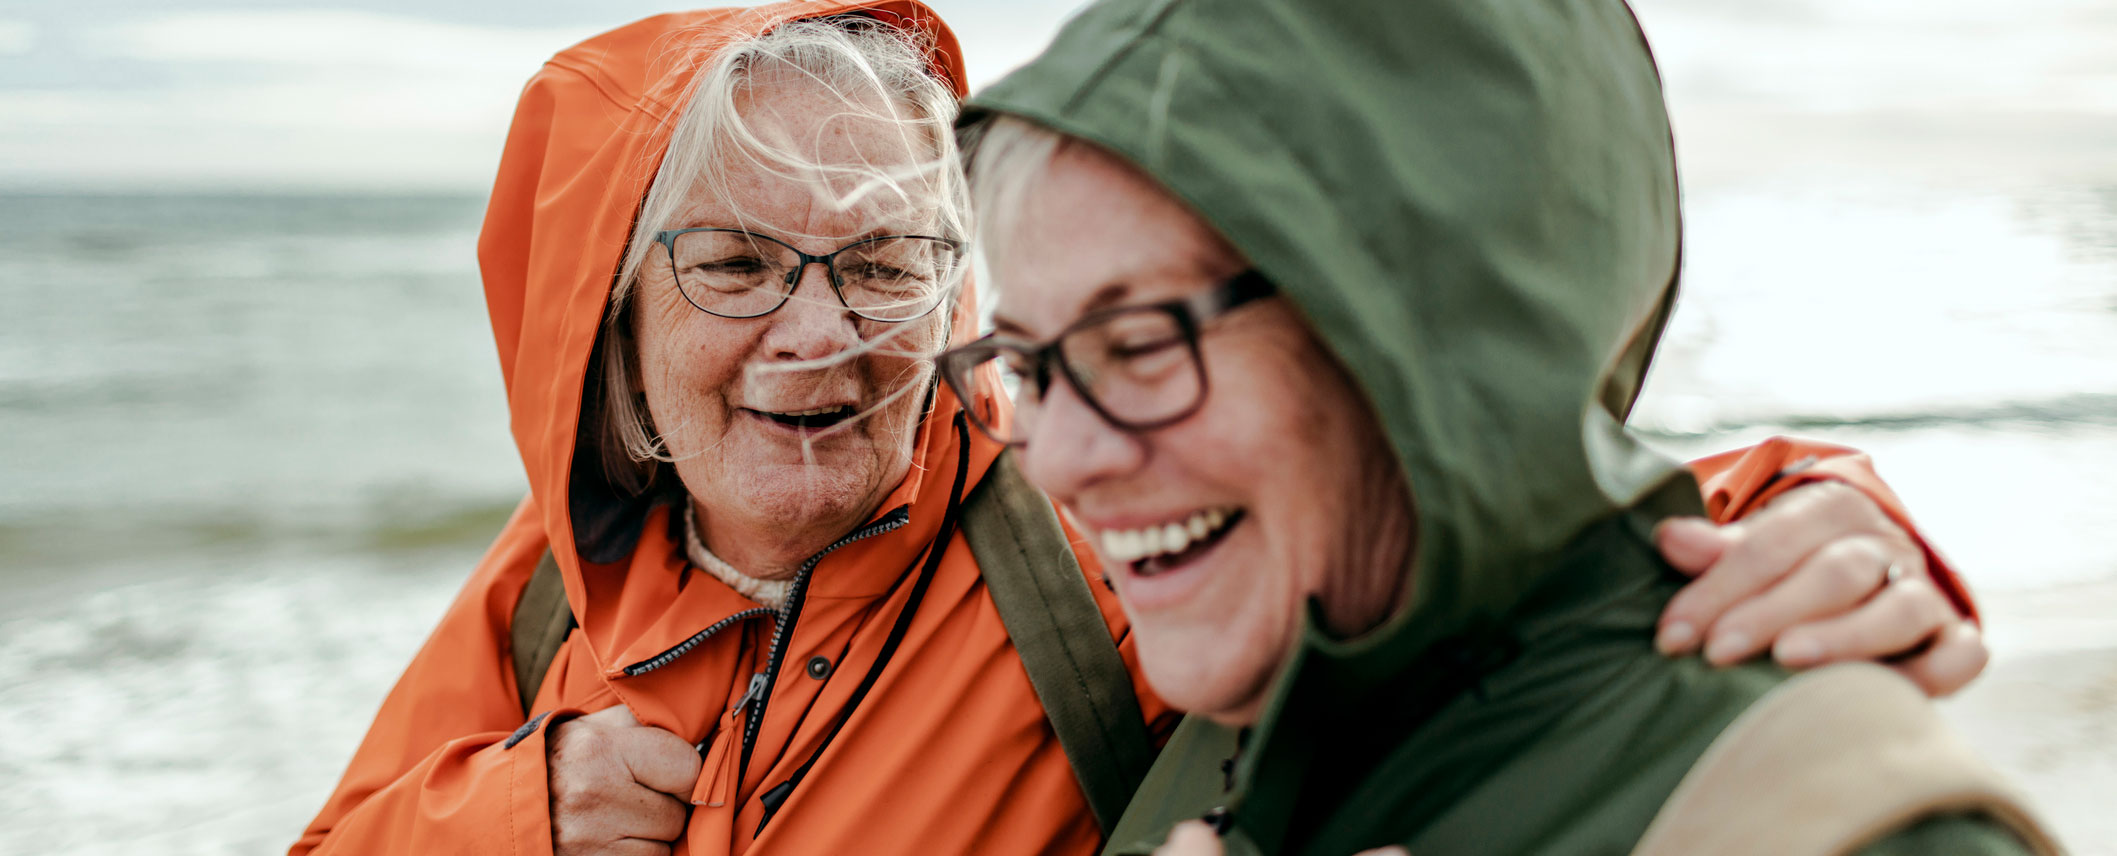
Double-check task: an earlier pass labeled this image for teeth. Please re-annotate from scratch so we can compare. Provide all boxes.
[1097,507,1242,565]
[775,406,848,418]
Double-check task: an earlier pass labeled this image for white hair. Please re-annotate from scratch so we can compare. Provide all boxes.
[958,114,1066,321]
[592,16,966,492]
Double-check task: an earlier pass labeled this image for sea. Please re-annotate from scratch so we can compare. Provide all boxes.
[3,5,2116,853]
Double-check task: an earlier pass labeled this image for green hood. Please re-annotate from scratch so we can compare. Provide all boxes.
[966,0,1780,853]
[970,0,1689,644]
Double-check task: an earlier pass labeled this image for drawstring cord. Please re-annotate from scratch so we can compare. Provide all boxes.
[751,411,975,835]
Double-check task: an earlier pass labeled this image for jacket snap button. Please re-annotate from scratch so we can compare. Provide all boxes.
[805,656,832,679]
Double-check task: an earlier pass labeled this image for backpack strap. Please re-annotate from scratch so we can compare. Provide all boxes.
[510,548,576,718]
[963,450,1157,835]
[1631,662,2061,856]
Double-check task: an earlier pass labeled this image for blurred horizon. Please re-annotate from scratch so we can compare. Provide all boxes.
[2,1,2114,853]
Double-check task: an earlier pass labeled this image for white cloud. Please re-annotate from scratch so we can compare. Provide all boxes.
[0,79,520,191]
[0,19,37,56]
[95,10,588,75]
[1633,0,2117,115]
[2,4,1085,191]
[0,11,621,190]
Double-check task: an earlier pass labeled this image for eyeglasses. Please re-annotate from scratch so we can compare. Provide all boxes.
[652,228,964,323]
[936,271,1276,446]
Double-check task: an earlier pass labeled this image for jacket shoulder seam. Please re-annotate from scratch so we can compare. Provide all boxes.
[539,56,643,113]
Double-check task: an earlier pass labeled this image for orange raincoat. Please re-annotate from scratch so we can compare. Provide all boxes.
[293,4,1168,855]
[291,4,1975,854]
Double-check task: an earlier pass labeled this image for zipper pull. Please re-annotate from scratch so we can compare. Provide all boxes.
[733,672,768,712]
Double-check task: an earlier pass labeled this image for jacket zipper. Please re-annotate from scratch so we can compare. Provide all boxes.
[739,505,911,769]
[621,607,777,677]
[615,506,909,678]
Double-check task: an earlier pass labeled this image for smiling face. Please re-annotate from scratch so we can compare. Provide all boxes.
[986,140,1416,725]
[629,74,950,576]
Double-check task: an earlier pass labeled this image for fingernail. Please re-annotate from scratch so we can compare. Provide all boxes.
[1655,621,1698,655]
[1705,631,1751,665]
[1774,636,1824,666]
[1664,516,1716,536]
[1656,517,1714,547]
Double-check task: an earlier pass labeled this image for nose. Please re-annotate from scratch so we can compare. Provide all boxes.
[1016,374,1148,501]
[761,261,859,362]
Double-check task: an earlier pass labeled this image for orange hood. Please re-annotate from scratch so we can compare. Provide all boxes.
[474,0,987,673]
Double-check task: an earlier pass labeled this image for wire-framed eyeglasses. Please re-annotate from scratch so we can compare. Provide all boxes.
[652,228,964,323]
[936,271,1277,446]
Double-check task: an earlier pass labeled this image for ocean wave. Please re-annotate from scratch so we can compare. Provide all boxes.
[1637,392,2117,439]
[0,497,522,575]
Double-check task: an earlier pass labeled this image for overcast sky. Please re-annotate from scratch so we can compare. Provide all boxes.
[2,0,2112,192]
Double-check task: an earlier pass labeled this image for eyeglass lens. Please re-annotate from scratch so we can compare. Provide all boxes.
[667,231,957,321]
[960,307,1205,445]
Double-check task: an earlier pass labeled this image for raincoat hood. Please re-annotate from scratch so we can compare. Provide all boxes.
[966,0,1764,852]
[969,0,1688,677]
[477,0,986,674]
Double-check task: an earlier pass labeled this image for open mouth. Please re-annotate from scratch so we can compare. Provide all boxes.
[1097,507,1246,578]
[745,405,856,433]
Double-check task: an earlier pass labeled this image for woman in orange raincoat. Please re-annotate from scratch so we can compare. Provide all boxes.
[293,4,1984,855]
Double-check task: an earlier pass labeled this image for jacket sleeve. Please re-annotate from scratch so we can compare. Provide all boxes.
[290,502,564,856]
[1685,437,1978,623]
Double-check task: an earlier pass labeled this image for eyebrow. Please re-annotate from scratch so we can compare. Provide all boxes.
[992,282,1133,339]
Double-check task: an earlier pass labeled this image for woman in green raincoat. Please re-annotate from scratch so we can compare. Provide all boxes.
[936,0,2063,853]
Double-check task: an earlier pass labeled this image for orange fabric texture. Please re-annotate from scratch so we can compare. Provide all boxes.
[292,4,1169,856]
[1688,436,1978,623]
[291,6,1976,855]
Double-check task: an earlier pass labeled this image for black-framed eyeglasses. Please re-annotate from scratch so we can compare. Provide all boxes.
[652,228,964,323]
[936,271,1277,446]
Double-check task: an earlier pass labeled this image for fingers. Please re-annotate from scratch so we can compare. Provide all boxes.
[582,704,644,728]
[627,790,691,842]
[1354,848,1411,856]
[1657,482,1911,657]
[1892,621,1989,698]
[552,782,689,855]
[1653,517,1730,577]
[1154,822,1224,856]
[603,843,674,856]
[548,705,699,856]
[1766,576,1955,670]
[615,725,706,797]
[1703,536,1894,666]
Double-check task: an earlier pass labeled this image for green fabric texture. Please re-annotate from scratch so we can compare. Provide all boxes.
[965,0,2033,854]
[960,451,1156,834]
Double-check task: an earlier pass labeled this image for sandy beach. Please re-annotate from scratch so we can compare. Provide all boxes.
[1942,580,2117,850]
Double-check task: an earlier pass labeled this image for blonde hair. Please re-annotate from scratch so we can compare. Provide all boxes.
[959,114,1066,318]
[592,16,966,492]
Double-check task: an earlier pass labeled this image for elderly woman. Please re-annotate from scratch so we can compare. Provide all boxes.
[294,6,1158,854]
[942,0,2057,854]
[298,3,1990,856]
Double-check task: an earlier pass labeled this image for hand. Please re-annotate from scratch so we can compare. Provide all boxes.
[1152,821,1406,856]
[548,705,702,856]
[1652,481,1988,697]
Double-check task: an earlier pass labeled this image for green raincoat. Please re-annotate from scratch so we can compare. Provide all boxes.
[964,0,2039,853]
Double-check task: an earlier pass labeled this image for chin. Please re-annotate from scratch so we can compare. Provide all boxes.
[736,462,881,521]
[1135,626,1281,725]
